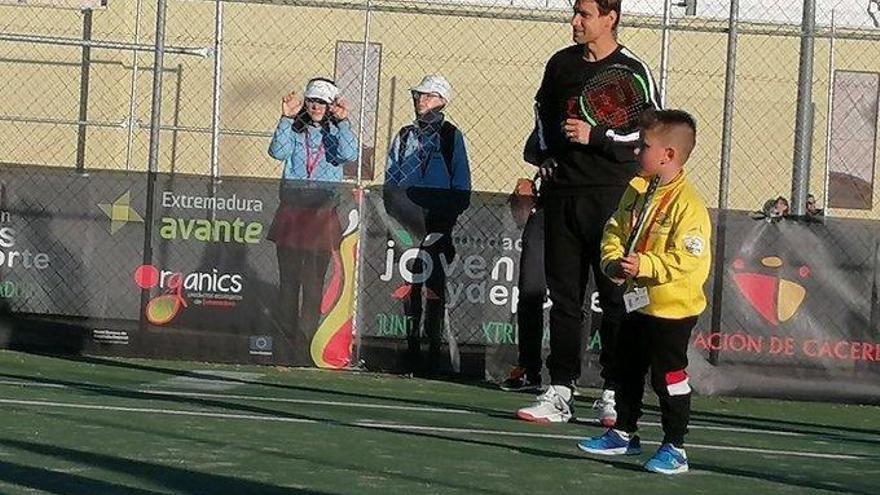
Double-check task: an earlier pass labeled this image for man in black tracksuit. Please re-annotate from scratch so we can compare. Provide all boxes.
[515,0,660,424]
[501,182,593,394]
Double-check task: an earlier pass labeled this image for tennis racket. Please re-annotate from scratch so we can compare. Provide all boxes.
[577,64,651,134]
[624,175,661,255]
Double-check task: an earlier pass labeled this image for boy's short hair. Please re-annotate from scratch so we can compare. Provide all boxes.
[640,109,698,164]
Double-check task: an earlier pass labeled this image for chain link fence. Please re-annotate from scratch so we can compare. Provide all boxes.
[2,1,879,208]
[2,0,880,370]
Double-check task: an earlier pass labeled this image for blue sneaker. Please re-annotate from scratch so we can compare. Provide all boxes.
[577,429,641,455]
[644,444,689,475]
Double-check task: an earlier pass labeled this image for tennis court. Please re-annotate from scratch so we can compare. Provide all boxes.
[0,350,877,495]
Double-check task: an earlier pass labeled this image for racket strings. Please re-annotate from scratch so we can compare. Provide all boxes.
[580,69,648,130]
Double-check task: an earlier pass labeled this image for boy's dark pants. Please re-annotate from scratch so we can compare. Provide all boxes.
[615,311,699,447]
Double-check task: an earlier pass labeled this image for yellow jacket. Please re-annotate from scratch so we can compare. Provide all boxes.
[601,171,712,319]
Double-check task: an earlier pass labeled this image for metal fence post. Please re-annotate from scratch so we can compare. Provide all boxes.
[659,0,672,106]
[139,0,169,327]
[352,0,372,370]
[210,0,224,181]
[709,0,739,365]
[822,9,836,214]
[75,9,93,174]
[791,0,817,216]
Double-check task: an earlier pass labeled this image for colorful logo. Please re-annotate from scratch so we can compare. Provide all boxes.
[310,209,360,369]
[732,256,810,326]
[386,229,442,301]
[99,191,143,234]
[133,265,243,325]
[134,264,187,325]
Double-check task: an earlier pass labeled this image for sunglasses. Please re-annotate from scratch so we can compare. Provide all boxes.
[412,92,442,99]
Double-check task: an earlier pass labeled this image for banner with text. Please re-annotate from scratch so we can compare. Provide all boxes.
[0,167,877,402]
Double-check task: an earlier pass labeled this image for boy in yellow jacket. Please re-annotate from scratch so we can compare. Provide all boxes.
[577,109,711,475]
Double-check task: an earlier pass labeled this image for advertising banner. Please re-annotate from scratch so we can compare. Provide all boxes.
[1,167,877,402]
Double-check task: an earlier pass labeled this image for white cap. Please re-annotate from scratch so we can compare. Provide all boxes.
[410,75,452,103]
[303,78,339,104]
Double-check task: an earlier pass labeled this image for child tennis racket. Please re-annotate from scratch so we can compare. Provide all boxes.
[625,175,661,255]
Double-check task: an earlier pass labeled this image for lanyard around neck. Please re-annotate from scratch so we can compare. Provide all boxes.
[304,127,326,178]
[629,187,676,254]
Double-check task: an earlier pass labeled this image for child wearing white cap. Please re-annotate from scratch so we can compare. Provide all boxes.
[267,78,359,361]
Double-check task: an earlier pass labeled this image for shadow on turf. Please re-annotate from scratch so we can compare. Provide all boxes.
[0,369,548,440]
[2,372,585,464]
[0,459,166,495]
[28,352,512,417]
[3,370,521,442]
[0,371,323,424]
[687,462,878,495]
[572,455,877,494]
[0,439,346,495]
[11,353,880,454]
[25,408,878,495]
[35,409,515,495]
[641,403,880,440]
[8,370,583,462]
[16,352,880,462]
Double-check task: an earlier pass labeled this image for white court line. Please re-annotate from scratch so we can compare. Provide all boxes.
[0,380,67,389]
[351,422,868,461]
[0,380,472,415]
[0,398,317,424]
[0,379,839,438]
[0,397,870,461]
[139,390,474,414]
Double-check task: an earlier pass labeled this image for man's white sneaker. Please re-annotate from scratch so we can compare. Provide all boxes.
[593,389,617,427]
[516,385,574,423]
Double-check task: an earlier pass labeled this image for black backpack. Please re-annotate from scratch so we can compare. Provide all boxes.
[397,120,458,183]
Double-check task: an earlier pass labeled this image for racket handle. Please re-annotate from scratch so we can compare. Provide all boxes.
[624,175,661,254]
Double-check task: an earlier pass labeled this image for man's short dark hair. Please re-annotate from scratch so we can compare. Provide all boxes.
[640,109,698,163]
[579,0,622,31]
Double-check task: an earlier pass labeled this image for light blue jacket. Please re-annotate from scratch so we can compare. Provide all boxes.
[268,117,358,182]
